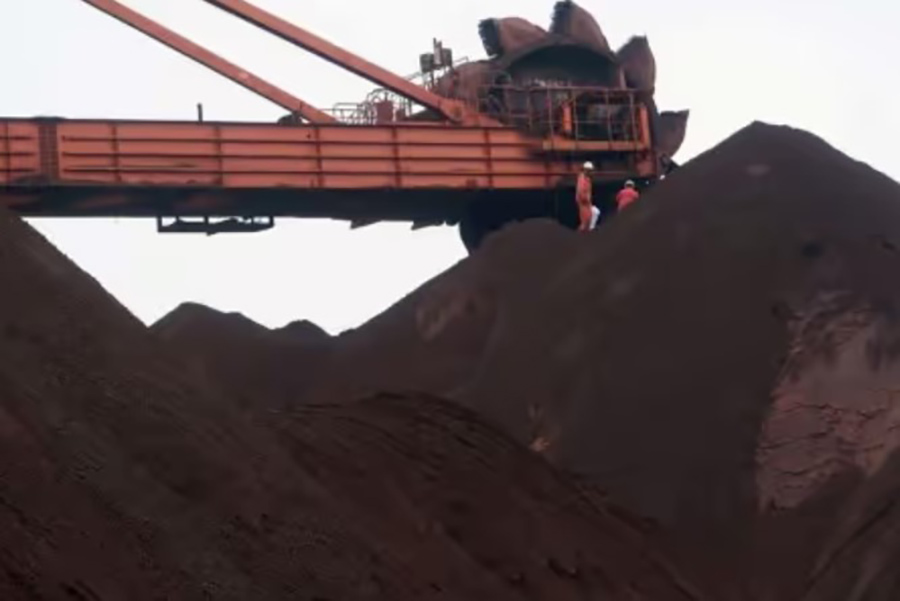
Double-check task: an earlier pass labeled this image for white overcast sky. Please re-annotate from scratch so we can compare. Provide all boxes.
[2,0,898,333]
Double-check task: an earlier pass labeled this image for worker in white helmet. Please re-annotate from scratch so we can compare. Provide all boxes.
[616,179,640,211]
[576,161,598,231]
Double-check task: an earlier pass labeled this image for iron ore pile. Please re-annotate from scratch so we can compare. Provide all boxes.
[161,122,900,600]
[3,14,900,601]
[1,122,899,600]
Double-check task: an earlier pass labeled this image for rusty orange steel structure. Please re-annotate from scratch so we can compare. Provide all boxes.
[0,0,660,248]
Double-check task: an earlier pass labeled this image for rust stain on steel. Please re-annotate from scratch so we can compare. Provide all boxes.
[80,0,335,124]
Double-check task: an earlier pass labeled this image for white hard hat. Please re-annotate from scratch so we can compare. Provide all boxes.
[583,161,594,170]
[625,179,635,187]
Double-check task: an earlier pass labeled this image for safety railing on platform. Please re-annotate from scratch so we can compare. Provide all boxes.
[476,84,645,143]
[330,89,416,125]
[325,79,648,151]
[328,55,472,125]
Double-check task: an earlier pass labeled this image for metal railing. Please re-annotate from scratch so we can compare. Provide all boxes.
[330,89,416,125]
[327,56,473,125]
[325,79,646,147]
[476,84,644,143]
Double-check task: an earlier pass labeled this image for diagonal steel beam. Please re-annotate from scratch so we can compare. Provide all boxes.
[81,0,336,123]
[203,0,485,125]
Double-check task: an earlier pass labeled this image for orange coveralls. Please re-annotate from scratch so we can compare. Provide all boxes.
[616,187,640,211]
[576,172,593,231]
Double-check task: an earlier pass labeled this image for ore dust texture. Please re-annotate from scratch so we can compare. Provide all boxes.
[5,120,900,600]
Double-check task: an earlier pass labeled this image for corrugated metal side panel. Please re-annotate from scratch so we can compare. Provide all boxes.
[52,120,568,190]
[0,121,43,185]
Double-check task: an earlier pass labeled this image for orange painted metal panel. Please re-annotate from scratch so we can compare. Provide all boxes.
[1,116,654,199]
[47,120,551,189]
[0,122,41,184]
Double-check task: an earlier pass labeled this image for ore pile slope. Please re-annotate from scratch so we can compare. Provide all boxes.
[309,122,900,597]
[304,218,581,406]
[0,210,700,599]
[457,122,900,598]
[466,121,900,523]
[281,393,703,601]
[152,302,332,411]
[0,208,369,600]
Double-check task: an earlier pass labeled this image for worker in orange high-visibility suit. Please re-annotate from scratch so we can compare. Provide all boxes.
[576,161,598,231]
[616,179,640,211]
